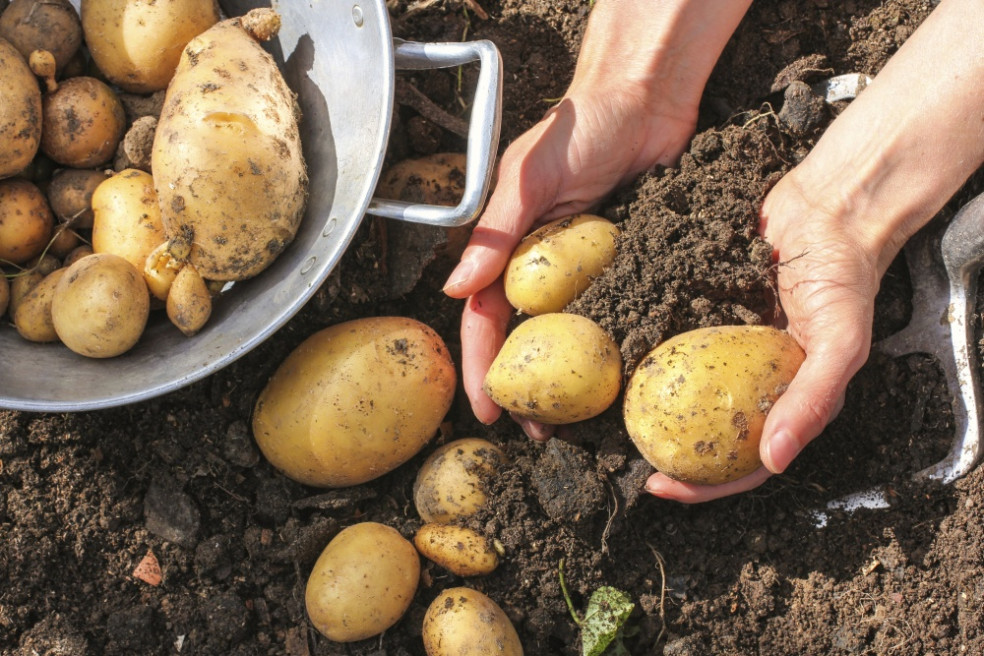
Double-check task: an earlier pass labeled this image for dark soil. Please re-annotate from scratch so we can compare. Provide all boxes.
[4,1,984,655]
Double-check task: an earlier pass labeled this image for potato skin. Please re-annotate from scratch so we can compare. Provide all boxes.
[0,0,82,73]
[252,317,456,487]
[41,76,126,168]
[13,268,66,342]
[0,179,54,265]
[504,214,620,316]
[413,523,499,577]
[81,0,221,93]
[0,37,42,179]
[91,169,166,272]
[152,10,307,281]
[422,587,523,656]
[623,325,806,485]
[484,313,622,424]
[305,522,420,643]
[413,438,505,524]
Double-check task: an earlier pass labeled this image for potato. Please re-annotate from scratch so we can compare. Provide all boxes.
[166,264,211,337]
[13,268,66,342]
[0,0,82,73]
[422,587,523,656]
[51,253,150,358]
[0,37,42,179]
[252,316,456,487]
[0,179,54,265]
[47,224,81,259]
[413,438,505,524]
[91,169,166,271]
[80,0,221,93]
[305,522,420,643]
[623,325,806,485]
[414,523,499,577]
[484,313,622,424]
[8,270,43,318]
[63,244,94,268]
[152,8,308,281]
[376,152,467,206]
[41,76,126,168]
[504,214,620,316]
[47,168,112,228]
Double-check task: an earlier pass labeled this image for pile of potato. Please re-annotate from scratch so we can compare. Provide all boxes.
[0,0,307,358]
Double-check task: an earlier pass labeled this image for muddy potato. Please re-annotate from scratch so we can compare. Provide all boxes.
[376,152,467,206]
[166,264,211,337]
[0,179,54,265]
[252,316,456,487]
[413,523,499,577]
[413,438,505,524]
[305,522,420,643]
[47,168,112,228]
[81,0,221,93]
[623,325,806,485]
[41,76,126,168]
[91,169,166,271]
[152,8,307,281]
[504,214,620,316]
[13,268,66,342]
[422,587,523,656]
[0,38,42,179]
[51,253,150,358]
[0,0,82,73]
[484,313,622,424]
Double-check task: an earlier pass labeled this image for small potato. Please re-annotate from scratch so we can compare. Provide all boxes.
[63,244,94,268]
[504,214,620,316]
[8,270,43,318]
[13,268,66,342]
[0,37,42,179]
[484,313,622,424]
[413,438,505,524]
[376,152,467,206]
[47,168,112,228]
[166,264,212,336]
[47,224,81,259]
[0,0,82,73]
[0,179,54,265]
[81,0,221,93]
[305,522,420,643]
[51,253,150,358]
[413,523,499,577]
[253,316,456,487]
[623,325,806,485]
[91,169,166,271]
[422,587,523,656]
[41,76,126,168]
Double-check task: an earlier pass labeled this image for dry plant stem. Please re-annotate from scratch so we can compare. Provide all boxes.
[395,79,469,137]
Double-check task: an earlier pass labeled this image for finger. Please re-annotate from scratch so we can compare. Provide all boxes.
[510,413,556,442]
[460,280,513,424]
[644,467,773,504]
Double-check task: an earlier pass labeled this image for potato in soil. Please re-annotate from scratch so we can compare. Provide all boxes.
[0,37,42,179]
[413,437,505,523]
[623,325,805,485]
[413,523,499,577]
[484,312,622,424]
[422,587,523,656]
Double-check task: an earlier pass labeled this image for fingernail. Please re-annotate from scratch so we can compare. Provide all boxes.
[443,259,475,292]
[765,429,802,473]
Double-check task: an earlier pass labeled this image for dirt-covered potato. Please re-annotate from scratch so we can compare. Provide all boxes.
[80,0,220,93]
[91,169,166,271]
[252,316,456,487]
[484,313,622,424]
[305,522,420,643]
[51,253,150,358]
[413,438,505,524]
[0,0,82,73]
[152,8,308,281]
[13,268,65,342]
[0,179,54,265]
[376,152,467,206]
[504,214,620,316]
[623,325,806,485]
[41,76,126,168]
[422,587,523,656]
[166,264,211,337]
[0,37,42,179]
[47,168,111,228]
[413,523,500,577]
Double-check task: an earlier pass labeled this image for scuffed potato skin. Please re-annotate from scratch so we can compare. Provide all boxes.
[0,37,42,179]
[623,325,806,485]
[152,9,308,281]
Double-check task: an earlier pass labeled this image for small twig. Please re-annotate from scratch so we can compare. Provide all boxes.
[395,79,469,137]
[462,0,489,20]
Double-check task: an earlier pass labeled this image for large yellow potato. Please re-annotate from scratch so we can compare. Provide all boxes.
[152,8,308,281]
[504,214,620,316]
[422,587,523,656]
[623,325,805,485]
[413,438,505,524]
[80,0,221,93]
[305,522,420,643]
[0,37,41,179]
[91,169,167,272]
[484,313,622,424]
[252,316,456,487]
[414,523,499,577]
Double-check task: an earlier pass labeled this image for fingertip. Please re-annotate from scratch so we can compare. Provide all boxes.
[762,428,803,474]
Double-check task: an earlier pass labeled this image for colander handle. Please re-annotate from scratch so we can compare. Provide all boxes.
[366,38,502,227]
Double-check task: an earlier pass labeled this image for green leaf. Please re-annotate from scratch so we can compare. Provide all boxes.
[580,586,634,656]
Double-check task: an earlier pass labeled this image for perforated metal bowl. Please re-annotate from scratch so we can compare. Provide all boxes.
[0,0,501,411]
